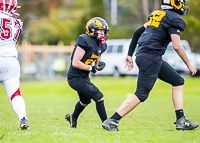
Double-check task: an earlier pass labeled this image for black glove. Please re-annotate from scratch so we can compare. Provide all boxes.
[98,61,106,69]
[91,65,97,74]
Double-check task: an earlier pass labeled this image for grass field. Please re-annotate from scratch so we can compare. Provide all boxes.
[0,76,200,143]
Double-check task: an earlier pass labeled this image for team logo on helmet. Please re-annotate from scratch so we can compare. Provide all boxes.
[160,0,188,15]
[86,17,109,40]
[0,0,20,16]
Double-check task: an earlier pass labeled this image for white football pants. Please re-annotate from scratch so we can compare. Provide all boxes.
[0,57,27,120]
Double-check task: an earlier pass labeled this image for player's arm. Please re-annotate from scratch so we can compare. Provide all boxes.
[171,34,197,75]
[125,22,147,71]
[127,22,147,57]
[15,18,23,30]
[95,56,101,66]
[96,56,106,71]
[72,46,91,71]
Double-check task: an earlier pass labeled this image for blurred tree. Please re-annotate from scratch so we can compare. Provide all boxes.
[27,0,89,45]
[25,0,107,45]
[17,0,64,43]
[77,0,106,36]
[142,0,160,20]
[16,0,200,52]
[181,0,200,52]
[108,0,161,39]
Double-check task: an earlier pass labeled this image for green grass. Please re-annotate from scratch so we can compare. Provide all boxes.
[0,76,200,143]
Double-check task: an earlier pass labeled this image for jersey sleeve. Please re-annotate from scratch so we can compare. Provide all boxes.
[169,18,186,31]
[76,35,88,51]
[168,27,181,36]
[128,26,146,56]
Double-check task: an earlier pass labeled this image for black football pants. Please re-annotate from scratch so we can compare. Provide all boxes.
[135,56,184,102]
[67,77,103,104]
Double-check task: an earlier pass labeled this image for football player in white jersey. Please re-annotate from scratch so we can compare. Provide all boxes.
[0,0,29,130]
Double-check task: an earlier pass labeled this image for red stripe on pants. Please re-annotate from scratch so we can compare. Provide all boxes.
[11,88,21,101]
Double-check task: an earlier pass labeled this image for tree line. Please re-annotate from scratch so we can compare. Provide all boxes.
[17,0,200,52]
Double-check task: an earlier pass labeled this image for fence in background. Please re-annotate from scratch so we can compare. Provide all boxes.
[16,41,74,80]
[17,41,74,63]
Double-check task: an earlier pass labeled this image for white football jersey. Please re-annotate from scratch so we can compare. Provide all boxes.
[0,12,21,58]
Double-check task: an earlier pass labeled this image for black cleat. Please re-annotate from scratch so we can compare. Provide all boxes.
[20,117,30,130]
[65,114,77,128]
[174,116,199,130]
[102,118,119,131]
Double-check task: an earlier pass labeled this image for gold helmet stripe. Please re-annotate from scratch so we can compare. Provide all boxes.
[86,19,103,36]
[171,0,183,10]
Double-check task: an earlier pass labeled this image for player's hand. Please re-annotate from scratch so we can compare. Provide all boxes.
[97,61,106,71]
[187,63,197,75]
[125,56,133,71]
[90,65,97,74]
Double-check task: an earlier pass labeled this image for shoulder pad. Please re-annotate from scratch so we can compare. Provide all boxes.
[76,34,94,51]
[76,34,88,50]
[167,11,186,31]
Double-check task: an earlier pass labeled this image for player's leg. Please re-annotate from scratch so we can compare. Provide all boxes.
[158,61,184,111]
[95,97,107,122]
[102,57,161,131]
[2,57,29,130]
[65,100,87,128]
[158,60,198,130]
[3,78,29,130]
[66,77,107,127]
[66,78,89,128]
[77,78,107,122]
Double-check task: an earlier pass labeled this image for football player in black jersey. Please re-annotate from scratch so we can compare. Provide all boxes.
[102,0,199,131]
[65,17,109,128]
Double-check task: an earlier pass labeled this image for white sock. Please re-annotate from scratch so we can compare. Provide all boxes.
[11,96,27,121]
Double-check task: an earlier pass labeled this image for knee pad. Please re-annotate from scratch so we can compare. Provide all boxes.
[172,76,184,86]
[93,92,104,102]
[135,91,149,102]
[80,98,91,105]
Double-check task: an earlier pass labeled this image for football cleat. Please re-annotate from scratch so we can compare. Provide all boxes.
[174,116,199,130]
[20,117,30,130]
[65,114,77,128]
[102,118,119,131]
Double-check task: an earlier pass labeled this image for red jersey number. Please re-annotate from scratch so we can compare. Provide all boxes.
[0,18,11,40]
[0,18,21,42]
[14,21,21,42]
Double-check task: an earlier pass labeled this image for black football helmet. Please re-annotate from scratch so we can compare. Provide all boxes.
[160,0,188,15]
[86,17,109,40]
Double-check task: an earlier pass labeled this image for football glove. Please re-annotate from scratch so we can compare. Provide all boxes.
[90,65,97,74]
[98,61,106,69]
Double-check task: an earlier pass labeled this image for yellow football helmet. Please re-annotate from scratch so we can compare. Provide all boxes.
[86,17,109,40]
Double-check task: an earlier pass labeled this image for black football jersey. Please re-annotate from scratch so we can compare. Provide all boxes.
[136,9,186,60]
[67,34,107,79]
